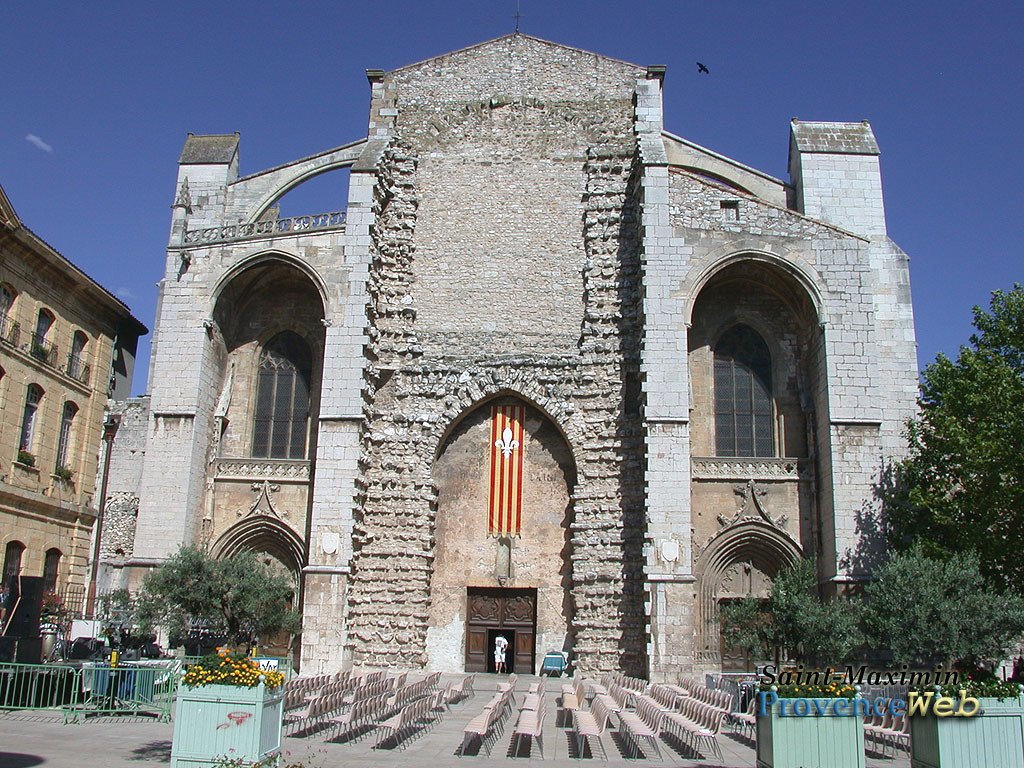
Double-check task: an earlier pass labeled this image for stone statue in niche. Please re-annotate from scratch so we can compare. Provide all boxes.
[495,536,513,584]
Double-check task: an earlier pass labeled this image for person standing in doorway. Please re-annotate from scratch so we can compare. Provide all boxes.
[494,634,509,674]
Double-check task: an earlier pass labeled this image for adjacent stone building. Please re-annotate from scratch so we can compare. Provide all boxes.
[0,183,145,604]
[110,35,918,678]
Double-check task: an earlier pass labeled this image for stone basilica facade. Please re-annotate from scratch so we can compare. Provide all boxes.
[104,35,918,679]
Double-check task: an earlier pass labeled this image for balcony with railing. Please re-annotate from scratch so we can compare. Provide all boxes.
[0,314,19,347]
[29,334,58,367]
[65,353,91,385]
[182,210,346,247]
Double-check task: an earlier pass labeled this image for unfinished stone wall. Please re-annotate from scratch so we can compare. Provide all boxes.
[346,36,648,674]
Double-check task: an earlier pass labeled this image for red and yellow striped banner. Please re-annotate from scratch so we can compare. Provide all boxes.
[488,405,526,537]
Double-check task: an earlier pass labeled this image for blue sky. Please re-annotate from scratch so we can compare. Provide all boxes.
[3,1,1021,395]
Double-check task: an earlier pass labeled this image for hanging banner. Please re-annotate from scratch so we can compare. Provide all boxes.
[488,404,525,537]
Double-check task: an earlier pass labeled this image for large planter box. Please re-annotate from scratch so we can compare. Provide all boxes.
[170,683,284,768]
[757,698,866,768]
[910,695,1024,768]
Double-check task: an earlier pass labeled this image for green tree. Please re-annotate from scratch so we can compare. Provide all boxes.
[135,546,301,646]
[885,285,1024,593]
[862,547,1024,667]
[719,559,861,665]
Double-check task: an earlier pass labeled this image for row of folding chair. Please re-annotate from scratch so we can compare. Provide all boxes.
[459,686,515,756]
[285,687,350,735]
[330,691,393,741]
[283,674,331,711]
[374,689,448,749]
[446,673,475,705]
[572,695,613,759]
[864,707,910,756]
[511,692,548,758]
[686,683,732,711]
[618,695,664,759]
[659,693,729,761]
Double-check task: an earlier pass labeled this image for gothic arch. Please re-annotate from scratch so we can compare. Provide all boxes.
[210,251,329,319]
[694,520,803,665]
[425,393,577,672]
[430,385,581,472]
[684,250,826,326]
[211,514,305,577]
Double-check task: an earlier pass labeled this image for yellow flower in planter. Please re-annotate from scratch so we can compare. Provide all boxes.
[183,651,285,691]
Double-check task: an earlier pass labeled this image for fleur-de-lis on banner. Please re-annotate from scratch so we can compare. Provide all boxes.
[495,426,519,457]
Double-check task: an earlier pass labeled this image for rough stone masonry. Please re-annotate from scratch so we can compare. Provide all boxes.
[102,34,918,680]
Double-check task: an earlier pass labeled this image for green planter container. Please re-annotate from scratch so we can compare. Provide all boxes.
[756,698,866,768]
[910,695,1024,768]
[170,682,284,768]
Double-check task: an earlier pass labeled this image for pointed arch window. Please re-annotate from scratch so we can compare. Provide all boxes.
[714,325,774,457]
[251,331,312,459]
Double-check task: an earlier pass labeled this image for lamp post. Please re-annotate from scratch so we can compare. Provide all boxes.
[86,412,121,617]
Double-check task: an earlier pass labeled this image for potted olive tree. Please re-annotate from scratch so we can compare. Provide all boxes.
[863,549,1024,768]
[722,559,865,768]
[134,546,300,768]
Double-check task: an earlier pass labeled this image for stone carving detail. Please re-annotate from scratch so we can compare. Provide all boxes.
[214,458,310,482]
[240,480,285,518]
[174,177,192,212]
[182,210,346,246]
[692,457,801,481]
[717,479,788,529]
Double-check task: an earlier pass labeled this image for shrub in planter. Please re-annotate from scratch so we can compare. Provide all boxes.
[16,449,36,467]
[756,680,865,768]
[909,677,1024,768]
[53,465,73,482]
[170,651,286,768]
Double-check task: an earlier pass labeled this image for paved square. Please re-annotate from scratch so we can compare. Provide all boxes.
[0,678,911,768]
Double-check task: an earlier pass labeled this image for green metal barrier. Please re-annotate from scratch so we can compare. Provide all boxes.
[66,662,178,722]
[0,661,179,723]
[0,662,81,711]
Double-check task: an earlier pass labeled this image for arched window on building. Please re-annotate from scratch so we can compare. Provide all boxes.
[251,331,312,459]
[42,548,62,592]
[55,401,78,472]
[19,384,44,455]
[68,330,88,382]
[0,284,18,346]
[31,308,56,364]
[3,541,25,587]
[714,325,774,457]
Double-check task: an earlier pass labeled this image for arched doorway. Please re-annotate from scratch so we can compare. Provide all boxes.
[212,515,305,660]
[426,396,576,674]
[695,520,802,670]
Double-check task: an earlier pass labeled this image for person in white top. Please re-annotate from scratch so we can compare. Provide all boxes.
[494,634,509,674]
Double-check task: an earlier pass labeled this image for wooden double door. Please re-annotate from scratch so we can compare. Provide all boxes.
[465,587,536,674]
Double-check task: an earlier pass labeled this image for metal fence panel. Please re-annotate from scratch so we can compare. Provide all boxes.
[0,662,80,711]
